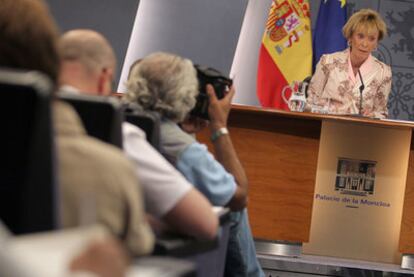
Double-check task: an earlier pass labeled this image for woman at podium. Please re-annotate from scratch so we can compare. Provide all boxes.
[306,9,392,119]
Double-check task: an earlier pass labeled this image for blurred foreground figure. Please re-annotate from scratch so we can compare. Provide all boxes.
[58,29,218,240]
[0,0,153,257]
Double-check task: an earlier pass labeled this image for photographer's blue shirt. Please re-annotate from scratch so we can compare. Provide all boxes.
[159,120,236,205]
[177,143,236,205]
[159,119,264,277]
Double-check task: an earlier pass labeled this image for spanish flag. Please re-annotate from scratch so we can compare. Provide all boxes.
[257,0,313,109]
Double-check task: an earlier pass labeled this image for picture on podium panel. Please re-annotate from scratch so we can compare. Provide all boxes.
[335,158,377,196]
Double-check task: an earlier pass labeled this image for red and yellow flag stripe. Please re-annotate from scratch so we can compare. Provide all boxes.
[257,0,313,109]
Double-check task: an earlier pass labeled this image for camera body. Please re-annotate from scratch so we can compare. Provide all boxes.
[190,65,232,119]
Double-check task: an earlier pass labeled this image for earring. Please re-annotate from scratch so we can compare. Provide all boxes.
[347,41,351,47]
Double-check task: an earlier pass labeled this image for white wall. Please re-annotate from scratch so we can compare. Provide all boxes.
[118,0,248,93]
[230,0,272,106]
[47,0,140,84]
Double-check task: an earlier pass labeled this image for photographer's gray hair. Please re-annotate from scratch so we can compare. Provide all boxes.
[124,52,198,123]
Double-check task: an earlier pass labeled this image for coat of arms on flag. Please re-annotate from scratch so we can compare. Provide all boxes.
[257,0,312,109]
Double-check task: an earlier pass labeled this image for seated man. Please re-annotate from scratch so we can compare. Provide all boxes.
[0,0,153,256]
[58,29,218,240]
[124,52,264,277]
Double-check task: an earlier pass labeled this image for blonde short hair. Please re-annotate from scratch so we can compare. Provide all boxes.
[124,52,198,123]
[342,8,387,41]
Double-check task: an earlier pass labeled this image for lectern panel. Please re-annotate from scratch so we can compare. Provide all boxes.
[198,107,321,242]
[303,120,411,264]
[197,105,414,263]
[399,144,414,254]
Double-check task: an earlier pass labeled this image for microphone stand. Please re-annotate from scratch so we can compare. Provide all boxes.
[358,70,365,116]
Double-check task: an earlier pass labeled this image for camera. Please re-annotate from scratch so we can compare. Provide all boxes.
[190,64,232,119]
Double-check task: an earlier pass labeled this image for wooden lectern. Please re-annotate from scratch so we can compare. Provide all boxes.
[197,104,414,264]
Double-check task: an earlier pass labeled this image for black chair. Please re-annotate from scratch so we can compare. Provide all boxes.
[0,68,58,234]
[59,93,124,149]
[153,207,231,277]
[134,257,196,277]
[124,106,161,150]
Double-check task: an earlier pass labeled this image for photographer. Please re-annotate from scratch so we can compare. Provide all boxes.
[124,52,264,277]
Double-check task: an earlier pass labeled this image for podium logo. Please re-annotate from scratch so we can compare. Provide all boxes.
[335,157,377,197]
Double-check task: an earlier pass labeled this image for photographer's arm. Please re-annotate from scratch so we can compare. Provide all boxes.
[207,85,248,211]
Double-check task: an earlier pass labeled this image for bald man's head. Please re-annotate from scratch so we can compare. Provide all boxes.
[58,29,116,95]
[59,29,116,74]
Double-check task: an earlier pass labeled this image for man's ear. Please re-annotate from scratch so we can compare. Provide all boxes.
[97,68,113,96]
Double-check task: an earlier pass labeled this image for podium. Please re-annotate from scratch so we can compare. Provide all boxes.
[197,104,414,265]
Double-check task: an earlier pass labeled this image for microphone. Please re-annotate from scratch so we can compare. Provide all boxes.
[357,70,365,116]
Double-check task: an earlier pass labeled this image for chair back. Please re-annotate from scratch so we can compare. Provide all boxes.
[0,68,58,234]
[59,93,124,148]
[124,106,161,150]
[153,207,231,277]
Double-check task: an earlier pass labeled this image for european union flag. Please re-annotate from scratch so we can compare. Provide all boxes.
[313,0,347,71]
